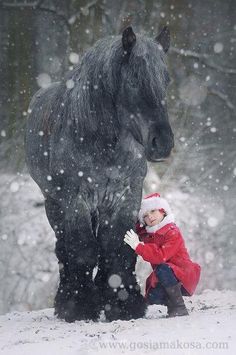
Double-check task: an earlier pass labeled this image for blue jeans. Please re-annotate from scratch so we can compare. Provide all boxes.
[146,263,189,305]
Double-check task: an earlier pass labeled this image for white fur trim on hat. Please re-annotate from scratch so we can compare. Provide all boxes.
[138,196,173,224]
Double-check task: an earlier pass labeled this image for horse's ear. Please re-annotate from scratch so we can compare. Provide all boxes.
[155,26,170,53]
[122,26,136,54]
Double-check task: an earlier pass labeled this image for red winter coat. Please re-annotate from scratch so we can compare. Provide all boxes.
[135,222,201,298]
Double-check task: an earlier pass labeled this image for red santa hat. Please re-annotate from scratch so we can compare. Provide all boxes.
[138,192,173,225]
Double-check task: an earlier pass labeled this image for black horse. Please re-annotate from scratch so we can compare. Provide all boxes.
[25,26,174,322]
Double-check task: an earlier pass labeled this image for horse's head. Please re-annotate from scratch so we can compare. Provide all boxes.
[117,26,174,162]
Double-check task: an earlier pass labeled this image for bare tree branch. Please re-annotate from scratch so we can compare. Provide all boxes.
[1,1,71,31]
[203,60,236,75]
[80,0,98,16]
[68,0,98,26]
[170,46,210,59]
[170,47,236,75]
[2,0,45,8]
[208,88,235,111]
[34,5,71,31]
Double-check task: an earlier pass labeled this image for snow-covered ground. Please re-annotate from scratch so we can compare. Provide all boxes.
[0,290,235,355]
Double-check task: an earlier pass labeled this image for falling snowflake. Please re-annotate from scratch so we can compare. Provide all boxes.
[49,56,61,74]
[210,127,217,133]
[108,274,122,288]
[1,234,8,241]
[214,42,224,53]
[207,217,219,228]
[205,251,215,263]
[118,289,129,301]
[66,79,75,89]
[104,304,111,311]
[10,182,19,193]
[36,73,51,88]
[69,52,79,64]
[41,273,51,282]
[179,76,207,106]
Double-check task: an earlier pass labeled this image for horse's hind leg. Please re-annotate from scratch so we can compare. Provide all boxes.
[44,196,71,319]
[45,196,100,322]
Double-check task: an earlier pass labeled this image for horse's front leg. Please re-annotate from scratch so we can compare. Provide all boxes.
[63,199,103,322]
[95,194,147,321]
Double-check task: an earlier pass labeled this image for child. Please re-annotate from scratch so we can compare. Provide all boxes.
[124,192,201,317]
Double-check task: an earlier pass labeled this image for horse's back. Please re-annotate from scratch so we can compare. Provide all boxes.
[26,82,60,130]
[25,82,61,183]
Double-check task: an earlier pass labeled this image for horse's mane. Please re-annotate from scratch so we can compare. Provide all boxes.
[44,34,169,149]
[44,36,123,148]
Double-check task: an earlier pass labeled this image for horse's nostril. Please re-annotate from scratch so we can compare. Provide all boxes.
[148,134,174,160]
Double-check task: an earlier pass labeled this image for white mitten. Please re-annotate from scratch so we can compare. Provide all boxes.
[124,229,143,250]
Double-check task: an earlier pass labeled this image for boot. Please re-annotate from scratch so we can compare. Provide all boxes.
[164,282,189,317]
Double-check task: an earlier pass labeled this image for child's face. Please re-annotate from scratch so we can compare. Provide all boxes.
[143,209,165,227]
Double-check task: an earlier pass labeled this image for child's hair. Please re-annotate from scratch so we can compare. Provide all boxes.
[143,208,167,226]
[159,208,167,217]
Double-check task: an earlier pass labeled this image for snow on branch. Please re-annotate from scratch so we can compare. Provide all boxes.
[208,88,235,111]
[170,47,236,75]
[170,47,210,59]
[1,0,45,8]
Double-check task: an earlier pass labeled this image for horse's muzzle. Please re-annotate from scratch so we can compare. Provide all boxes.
[146,133,174,162]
